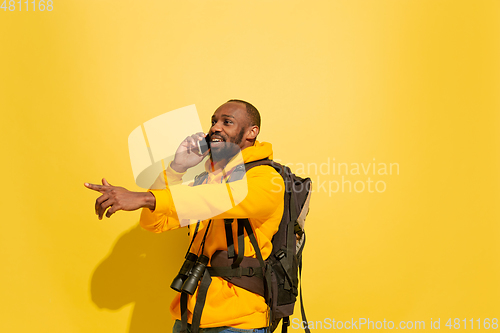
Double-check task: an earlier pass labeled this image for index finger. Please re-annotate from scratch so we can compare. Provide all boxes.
[84,182,107,192]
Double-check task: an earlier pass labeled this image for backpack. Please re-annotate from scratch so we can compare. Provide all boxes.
[175,158,312,333]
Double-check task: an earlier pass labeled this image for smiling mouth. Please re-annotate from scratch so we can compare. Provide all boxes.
[210,136,225,145]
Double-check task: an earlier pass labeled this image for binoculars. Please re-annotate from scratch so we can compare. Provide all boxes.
[170,253,209,295]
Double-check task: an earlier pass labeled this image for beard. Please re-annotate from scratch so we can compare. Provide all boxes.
[210,128,245,162]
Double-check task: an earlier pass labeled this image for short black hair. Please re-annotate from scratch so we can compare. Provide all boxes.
[227,99,261,129]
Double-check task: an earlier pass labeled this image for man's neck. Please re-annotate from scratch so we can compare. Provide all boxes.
[209,148,249,171]
[210,155,234,171]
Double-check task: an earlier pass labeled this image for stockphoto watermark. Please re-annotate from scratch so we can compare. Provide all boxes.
[291,317,499,330]
[271,158,400,196]
[291,318,427,330]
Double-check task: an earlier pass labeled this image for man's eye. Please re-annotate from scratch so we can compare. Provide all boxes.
[224,120,233,125]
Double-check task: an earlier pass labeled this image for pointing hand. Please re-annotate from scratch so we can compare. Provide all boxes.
[84,178,156,219]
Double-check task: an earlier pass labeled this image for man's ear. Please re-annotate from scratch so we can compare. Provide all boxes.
[247,125,260,140]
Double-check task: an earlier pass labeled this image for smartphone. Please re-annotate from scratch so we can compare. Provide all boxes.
[197,134,210,154]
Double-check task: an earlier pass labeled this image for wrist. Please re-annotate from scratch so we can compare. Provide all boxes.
[143,191,156,211]
[170,161,188,174]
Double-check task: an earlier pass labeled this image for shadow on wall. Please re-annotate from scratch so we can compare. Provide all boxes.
[90,223,188,332]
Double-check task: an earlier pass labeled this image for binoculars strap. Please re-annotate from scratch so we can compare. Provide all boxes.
[179,267,213,333]
[180,292,188,333]
[180,221,213,333]
[184,221,201,259]
[179,270,213,333]
[190,269,213,333]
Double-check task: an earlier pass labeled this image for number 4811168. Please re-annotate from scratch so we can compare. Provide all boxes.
[1,0,54,11]
[445,318,499,329]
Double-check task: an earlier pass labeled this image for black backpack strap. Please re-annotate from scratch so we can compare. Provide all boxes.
[239,219,265,272]
[224,219,236,259]
[297,232,310,333]
[287,177,299,293]
[223,159,274,265]
[240,218,273,332]
[228,158,278,183]
[209,251,266,297]
[207,266,263,278]
[282,317,290,333]
[299,256,310,333]
[232,220,245,268]
[193,171,209,186]
[242,158,272,170]
[281,233,309,333]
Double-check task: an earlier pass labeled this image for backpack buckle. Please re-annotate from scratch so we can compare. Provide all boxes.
[275,250,286,260]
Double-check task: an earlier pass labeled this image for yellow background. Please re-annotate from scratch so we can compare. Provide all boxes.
[1,0,499,332]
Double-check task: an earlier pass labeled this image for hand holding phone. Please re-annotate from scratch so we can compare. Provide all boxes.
[197,134,210,154]
[171,133,210,173]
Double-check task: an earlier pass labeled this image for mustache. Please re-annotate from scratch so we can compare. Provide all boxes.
[209,133,226,141]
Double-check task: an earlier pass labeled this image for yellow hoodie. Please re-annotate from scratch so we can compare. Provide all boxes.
[140,141,285,328]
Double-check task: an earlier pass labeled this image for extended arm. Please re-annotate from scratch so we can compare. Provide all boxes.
[140,165,285,232]
[85,132,208,220]
[84,179,156,219]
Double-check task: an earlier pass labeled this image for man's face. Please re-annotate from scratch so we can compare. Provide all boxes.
[208,102,249,159]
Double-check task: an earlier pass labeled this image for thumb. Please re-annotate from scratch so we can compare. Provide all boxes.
[102,178,111,186]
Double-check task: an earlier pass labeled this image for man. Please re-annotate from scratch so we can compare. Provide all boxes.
[86,100,285,332]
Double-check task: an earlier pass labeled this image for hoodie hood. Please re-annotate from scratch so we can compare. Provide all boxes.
[241,140,274,163]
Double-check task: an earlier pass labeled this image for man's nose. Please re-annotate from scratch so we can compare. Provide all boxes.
[210,121,223,133]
